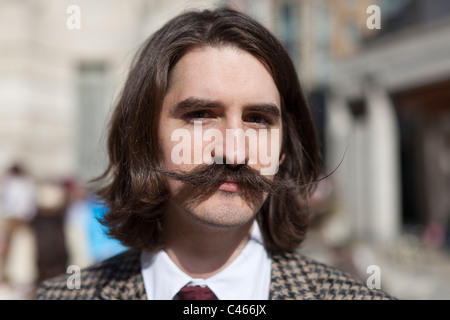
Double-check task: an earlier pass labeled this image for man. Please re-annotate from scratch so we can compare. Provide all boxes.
[0,163,36,284]
[35,8,393,300]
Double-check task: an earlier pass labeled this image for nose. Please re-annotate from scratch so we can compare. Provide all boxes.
[210,117,249,166]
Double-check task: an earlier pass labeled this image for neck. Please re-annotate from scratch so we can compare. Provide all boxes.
[162,204,254,279]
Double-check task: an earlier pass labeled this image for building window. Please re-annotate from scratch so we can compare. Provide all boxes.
[76,62,110,182]
[278,1,299,70]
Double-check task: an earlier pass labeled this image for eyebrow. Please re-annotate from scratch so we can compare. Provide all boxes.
[170,97,281,118]
[244,103,281,118]
[170,97,225,116]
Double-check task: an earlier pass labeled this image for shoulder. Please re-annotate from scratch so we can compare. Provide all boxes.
[34,250,143,300]
[270,251,395,300]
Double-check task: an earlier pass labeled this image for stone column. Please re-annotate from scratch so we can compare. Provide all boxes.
[364,79,401,243]
[324,92,356,244]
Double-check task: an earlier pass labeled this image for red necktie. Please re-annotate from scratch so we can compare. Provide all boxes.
[173,285,218,300]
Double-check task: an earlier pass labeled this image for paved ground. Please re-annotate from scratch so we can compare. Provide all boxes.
[1,225,449,300]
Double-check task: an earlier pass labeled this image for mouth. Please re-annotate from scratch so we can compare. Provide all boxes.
[217,177,241,192]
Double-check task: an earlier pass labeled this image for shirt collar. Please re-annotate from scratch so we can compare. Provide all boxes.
[141,220,271,300]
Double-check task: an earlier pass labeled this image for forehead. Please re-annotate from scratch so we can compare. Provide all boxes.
[165,46,281,109]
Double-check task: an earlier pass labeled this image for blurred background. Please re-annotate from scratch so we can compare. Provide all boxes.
[0,0,449,299]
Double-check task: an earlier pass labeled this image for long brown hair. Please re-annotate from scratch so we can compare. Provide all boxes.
[94,8,321,256]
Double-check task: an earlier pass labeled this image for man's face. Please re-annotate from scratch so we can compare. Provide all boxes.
[158,46,282,228]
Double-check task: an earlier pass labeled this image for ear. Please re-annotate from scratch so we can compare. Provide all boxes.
[279,152,286,166]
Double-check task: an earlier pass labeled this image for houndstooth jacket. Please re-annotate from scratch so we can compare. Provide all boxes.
[34,249,393,300]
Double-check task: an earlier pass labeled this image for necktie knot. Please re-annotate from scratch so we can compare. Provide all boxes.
[173,285,218,300]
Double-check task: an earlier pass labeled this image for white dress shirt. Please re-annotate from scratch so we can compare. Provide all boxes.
[141,220,272,300]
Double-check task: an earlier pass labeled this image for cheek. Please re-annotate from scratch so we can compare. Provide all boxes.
[158,132,174,168]
[158,118,187,170]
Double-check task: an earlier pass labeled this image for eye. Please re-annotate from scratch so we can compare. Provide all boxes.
[183,110,214,123]
[245,113,273,126]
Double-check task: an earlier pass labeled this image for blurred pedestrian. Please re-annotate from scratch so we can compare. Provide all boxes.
[64,180,125,267]
[32,180,69,286]
[0,163,37,284]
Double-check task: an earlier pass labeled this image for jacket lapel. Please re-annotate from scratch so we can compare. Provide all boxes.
[269,252,317,300]
[98,250,147,300]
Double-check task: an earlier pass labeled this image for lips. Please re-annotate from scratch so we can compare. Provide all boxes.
[217,177,241,192]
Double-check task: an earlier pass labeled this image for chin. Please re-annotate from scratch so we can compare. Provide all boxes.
[186,191,258,229]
